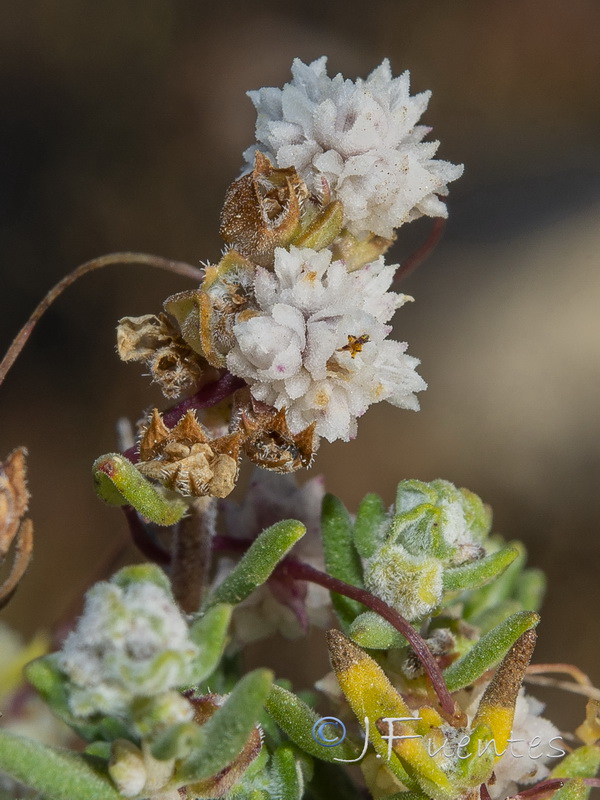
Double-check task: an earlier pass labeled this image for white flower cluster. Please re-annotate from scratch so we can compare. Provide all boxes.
[244,57,463,239]
[226,246,426,442]
[58,577,199,717]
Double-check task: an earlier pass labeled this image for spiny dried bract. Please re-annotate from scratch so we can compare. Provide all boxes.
[220,152,308,267]
[220,151,345,269]
[233,390,318,473]
[137,409,242,498]
[165,250,255,368]
[116,313,205,399]
[57,567,199,718]
[0,448,33,608]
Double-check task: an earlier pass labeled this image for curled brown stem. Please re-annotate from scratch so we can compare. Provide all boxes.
[394,217,446,285]
[0,252,204,388]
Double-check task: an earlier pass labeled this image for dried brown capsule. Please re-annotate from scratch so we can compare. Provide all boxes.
[137,409,242,499]
[220,152,308,267]
[116,313,205,399]
[0,447,34,608]
[233,391,319,472]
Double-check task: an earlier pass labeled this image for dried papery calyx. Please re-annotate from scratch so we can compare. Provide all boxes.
[220,152,308,267]
[165,250,255,368]
[232,389,318,472]
[220,152,345,269]
[137,408,242,498]
[185,692,263,798]
[0,447,33,608]
[116,313,206,399]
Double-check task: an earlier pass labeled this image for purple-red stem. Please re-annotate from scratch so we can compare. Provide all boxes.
[279,557,456,718]
[130,527,456,716]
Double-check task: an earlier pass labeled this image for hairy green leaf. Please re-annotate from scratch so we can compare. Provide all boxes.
[206,520,305,607]
[442,546,518,593]
[188,603,232,681]
[349,610,405,649]
[321,494,364,626]
[443,611,540,692]
[93,453,187,525]
[353,492,387,559]
[265,684,357,763]
[0,730,122,800]
[176,668,272,783]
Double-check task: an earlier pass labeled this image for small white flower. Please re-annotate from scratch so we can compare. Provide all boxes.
[244,58,463,239]
[226,246,426,443]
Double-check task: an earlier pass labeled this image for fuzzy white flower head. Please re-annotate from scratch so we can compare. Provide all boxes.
[58,571,199,718]
[226,246,426,442]
[244,57,463,239]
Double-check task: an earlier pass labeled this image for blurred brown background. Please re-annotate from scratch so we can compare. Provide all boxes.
[1,0,599,732]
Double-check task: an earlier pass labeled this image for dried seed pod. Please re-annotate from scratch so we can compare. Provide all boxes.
[220,152,308,267]
[233,391,318,472]
[116,313,205,399]
[0,447,33,608]
[137,409,242,499]
[165,251,256,368]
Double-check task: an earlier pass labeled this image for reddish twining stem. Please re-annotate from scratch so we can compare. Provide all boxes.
[480,783,493,800]
[394,217,446,285]
[279,557,456,718]
[508,779,566,800]
[0,252,204,388]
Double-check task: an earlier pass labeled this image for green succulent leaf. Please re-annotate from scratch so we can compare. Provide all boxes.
[93,453,187,525]
[551,745,600,778]
[552,778,593,800]
[293,200,344,250]
[265,684,357,763]
[442,546,519,594]
[24,655,130,743]
[514,567,547,611]
[0,730,122,800]
[150,721,204,761]
[353,492,387,559]
[205,520,305,607]
[321,494,364,627]
[188,603,233,682]
[349,610,405,649]
[176,668,273,784]
[272,744,304,800]
[443,610,540,692]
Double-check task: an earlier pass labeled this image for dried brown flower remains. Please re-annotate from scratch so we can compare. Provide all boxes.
[0,447,34,608]
[117,313,205,398]
[137,409,242,498]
